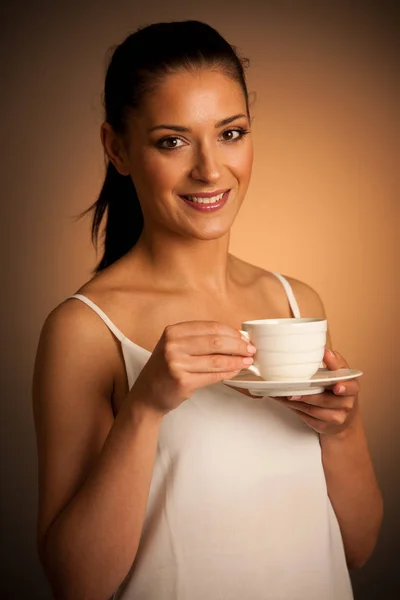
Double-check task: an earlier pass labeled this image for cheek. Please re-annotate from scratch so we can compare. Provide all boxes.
[231,144,253,182]
[134,152,178,195]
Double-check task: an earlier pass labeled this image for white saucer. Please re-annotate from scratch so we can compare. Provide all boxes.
[222,368,363,397]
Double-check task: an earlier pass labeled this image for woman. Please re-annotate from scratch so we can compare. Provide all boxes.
[32,21,383,600]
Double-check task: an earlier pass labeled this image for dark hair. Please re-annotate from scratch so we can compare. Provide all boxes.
[85,20,250,273]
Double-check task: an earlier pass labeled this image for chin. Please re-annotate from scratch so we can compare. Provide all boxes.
[188,223,232,241]
[186,207,241,241]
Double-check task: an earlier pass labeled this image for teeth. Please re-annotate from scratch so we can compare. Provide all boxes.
[184,192,225,204]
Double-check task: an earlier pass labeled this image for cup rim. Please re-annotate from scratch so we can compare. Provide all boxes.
[242,318,327,326]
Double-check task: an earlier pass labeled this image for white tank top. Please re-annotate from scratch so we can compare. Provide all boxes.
[68,272,353,600]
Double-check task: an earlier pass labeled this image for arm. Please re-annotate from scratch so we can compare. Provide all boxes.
[320,397,383,568]
[284,278,384,568]
[33,301,163,600]
[33,304,253,600]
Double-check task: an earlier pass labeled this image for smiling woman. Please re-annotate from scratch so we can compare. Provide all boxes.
[32,20,382,600]
[102,67,253,243]
[84,21,252,271]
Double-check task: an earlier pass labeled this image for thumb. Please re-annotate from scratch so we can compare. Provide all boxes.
[323,348,348,371]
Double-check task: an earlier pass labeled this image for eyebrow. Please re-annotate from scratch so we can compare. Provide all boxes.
[148,113,247,133]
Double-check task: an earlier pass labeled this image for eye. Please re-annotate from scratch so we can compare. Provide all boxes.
[157,136,186,150]
[219,128,249,142]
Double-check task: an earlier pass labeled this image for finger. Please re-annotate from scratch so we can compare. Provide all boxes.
[168,321,247,342]
[281,394,352,410]
[176,352,254,374]
[328,379,360,397]
[279,394,354,411]
[286,410,329,434]
[279,400,350,425]
[178,334,256,357]
[323,348,349,371]
[184,369,245,391]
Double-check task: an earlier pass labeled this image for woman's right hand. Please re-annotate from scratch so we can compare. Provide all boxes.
[130,321,256,417]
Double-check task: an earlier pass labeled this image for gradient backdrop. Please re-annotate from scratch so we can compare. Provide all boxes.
[1,1,398,598]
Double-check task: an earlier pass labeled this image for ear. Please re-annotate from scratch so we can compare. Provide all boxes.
[100,122,130,176]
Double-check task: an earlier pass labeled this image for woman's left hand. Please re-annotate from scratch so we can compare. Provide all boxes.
[274,348,360,435]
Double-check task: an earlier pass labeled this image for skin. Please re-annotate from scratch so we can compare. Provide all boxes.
[33,68,383,599]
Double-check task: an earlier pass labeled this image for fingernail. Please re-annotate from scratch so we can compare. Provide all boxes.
[243,356,254,365]
[247,344,256,354]
[335,385,345,394]
[288,395,302,400]
[328,349,335,358]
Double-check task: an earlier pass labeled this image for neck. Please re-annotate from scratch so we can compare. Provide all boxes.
[130,228,234,295]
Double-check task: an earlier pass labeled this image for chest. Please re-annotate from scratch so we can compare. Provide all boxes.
[110,285,294,414]
[127,289,291,354]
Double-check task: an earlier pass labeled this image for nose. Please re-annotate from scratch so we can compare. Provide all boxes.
[190,146,221,184]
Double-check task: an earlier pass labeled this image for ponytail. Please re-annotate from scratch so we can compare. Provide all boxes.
[88,162,144,273]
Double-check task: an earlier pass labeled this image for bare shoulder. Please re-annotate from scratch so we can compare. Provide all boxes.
[73,258,143,315]
[34,294,120,402]
[283,275,331,346]
[230,256,327,319]
[284,275,327,319]
[40,294,117,357]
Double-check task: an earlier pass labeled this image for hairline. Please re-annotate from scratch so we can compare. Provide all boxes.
[125,62,250,125]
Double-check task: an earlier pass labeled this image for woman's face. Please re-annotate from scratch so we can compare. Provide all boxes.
[121,68,253,241]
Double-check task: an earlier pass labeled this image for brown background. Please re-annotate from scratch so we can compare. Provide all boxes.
[1,1,398,598]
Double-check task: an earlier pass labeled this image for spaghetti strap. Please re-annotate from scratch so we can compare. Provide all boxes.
[68,275,300,340]
[67,294,126,342]
[270,272,301,318]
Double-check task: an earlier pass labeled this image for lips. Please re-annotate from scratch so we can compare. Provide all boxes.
[181,188,229,199]
[182,191,225,205]
[179,190,230,212]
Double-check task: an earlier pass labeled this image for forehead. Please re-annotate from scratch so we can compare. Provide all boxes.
[134,69,247,127]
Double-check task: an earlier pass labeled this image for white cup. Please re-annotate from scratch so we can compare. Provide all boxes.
[241,318,327,381]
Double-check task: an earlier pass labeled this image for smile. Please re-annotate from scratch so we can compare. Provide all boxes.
[179,190,230,212]
[182,192,225,205]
